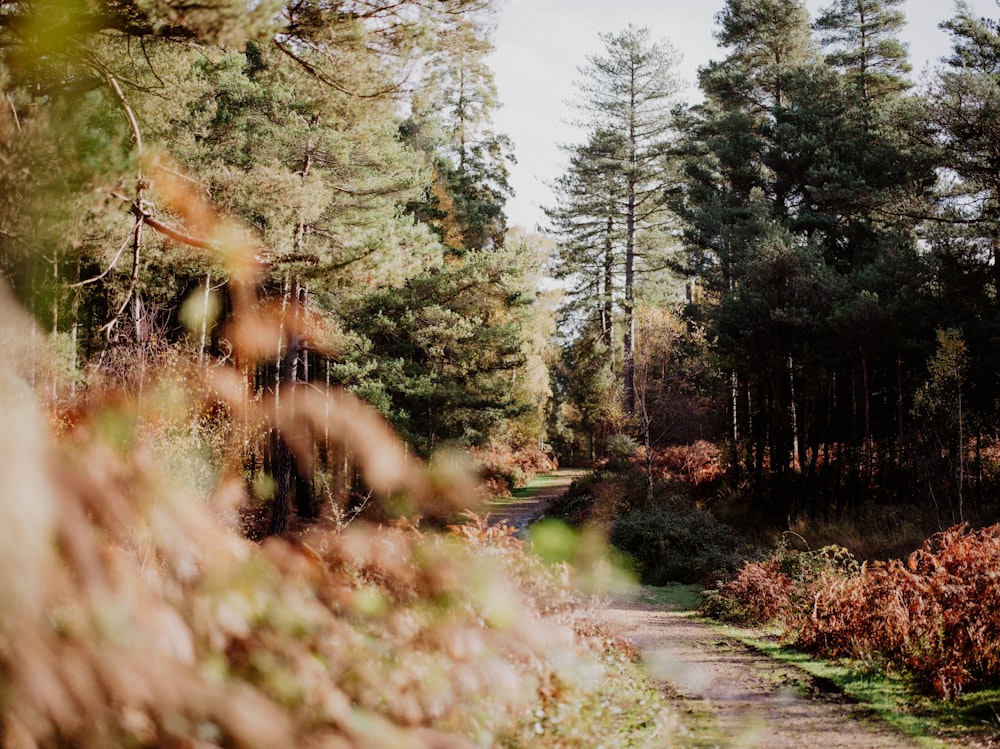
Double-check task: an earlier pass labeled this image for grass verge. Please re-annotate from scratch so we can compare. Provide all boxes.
[716,624,1000,747]
[511,471,578,497]
[641,585,1000,747]
[637,583,705,611]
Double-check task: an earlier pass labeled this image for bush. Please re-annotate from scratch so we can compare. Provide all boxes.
[797,524,1000,698]
[702,539,859,627]
[545,469,638,527]
[640,440,724,486]
[471,440,556,497]
[606,433,640,470]
[610,502,743,585]
[0,383,679,747]
[704,525,1000,699]
[701,560,794,625]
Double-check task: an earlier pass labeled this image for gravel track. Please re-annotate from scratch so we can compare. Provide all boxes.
[484,469,588,534]
[599,593,929,749]
[492,473,938,749]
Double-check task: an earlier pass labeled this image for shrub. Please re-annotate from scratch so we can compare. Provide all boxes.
[710,525,1000,698]
[610,502,743,585]
[702,539,860,628]
[702,560,794,625]
[546,469,637,527]
[702,562,792,626]
[606,433,640,470]
[641,440,724,485]
[471,440,556,497]
[0,387,679,747]
[797,524,1000,698]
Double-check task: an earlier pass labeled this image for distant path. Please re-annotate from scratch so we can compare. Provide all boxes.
[599,591,932,749]
[484,469,588,534]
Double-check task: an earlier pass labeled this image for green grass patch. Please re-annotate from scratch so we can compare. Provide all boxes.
[713,624,1000,747]
[485,473,571,509]
[638,584,705,612]
[511,472,567,498]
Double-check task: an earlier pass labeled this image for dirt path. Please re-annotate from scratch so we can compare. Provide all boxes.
[484,468,588,534]
[599,592,930,749]
[488,474,935,747]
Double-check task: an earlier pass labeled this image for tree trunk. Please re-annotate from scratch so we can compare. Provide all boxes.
[622,88,638,415]
[267,279,315,535]
[603,214,616,378]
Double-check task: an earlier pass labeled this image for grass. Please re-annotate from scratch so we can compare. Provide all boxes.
[511,471,574,497]
[486,471,580,507]
[715,624,1000,747]
[637,583,705,612]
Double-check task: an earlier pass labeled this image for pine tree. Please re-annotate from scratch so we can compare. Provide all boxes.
[405,2,513,252]
[815,0,912,103]
[676,0,936,516]
[711,0,816,110]
[562,24,682,414]
[547,127,628,376]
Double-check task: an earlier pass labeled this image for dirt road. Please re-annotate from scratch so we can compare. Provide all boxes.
[494,473,936,749]
[599,593,930,749]
[484,469,588,534]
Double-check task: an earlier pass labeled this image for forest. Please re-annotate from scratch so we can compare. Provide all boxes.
[4,0,1000,745]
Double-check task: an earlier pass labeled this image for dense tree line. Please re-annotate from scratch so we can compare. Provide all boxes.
[8,0,1000,531]
[0,0,554,532]
[550,0,1000,526]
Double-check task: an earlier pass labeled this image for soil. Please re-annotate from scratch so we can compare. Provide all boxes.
[493,471,943,749]
[598,592,929,748]
[484,468,588,534]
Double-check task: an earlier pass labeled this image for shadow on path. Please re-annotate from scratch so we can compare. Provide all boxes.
[599,589,930,749]
[484,468,588,535]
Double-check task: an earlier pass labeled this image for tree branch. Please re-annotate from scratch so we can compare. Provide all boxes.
[141,211,218,250]
[88,57,143,156]
[70,227,135,288]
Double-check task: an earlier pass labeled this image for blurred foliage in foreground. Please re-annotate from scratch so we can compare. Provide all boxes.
[0,283,678,746]
[0,1,679,745]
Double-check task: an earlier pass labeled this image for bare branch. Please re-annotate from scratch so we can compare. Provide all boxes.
[6,96,20,133]
[101,213,144,338]
[141,211,218,250]
[70,227,135,288]
[87,58,143,157]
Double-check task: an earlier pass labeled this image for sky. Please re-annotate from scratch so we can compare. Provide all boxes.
[488,0,999,232]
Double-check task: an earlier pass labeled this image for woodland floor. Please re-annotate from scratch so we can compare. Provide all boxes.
[484,468,590,533]
[599,594,936,748]
[495,471,968,749]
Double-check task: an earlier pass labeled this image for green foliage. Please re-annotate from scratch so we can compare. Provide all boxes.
[671,0,958,522]
[610,502,743,585]
[605,433,640,469]
[403,2,513,254]
[815,0,911,100]
[339,242,538,454]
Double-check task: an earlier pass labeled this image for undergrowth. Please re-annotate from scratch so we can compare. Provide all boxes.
[704,525,1000,700]
[0,172,676,747]
[547,445,744,586]
[0,378,679,747]
[470,440,556,498]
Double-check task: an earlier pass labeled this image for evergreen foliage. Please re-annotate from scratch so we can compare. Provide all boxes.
[548,24,682,436]
[0,0,546,534]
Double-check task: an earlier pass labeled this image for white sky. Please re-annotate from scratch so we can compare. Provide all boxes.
[489,0,999,231]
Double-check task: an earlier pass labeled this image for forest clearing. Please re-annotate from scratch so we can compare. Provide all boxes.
[6,0,1000,746]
